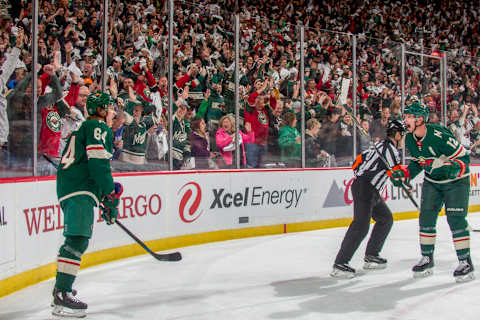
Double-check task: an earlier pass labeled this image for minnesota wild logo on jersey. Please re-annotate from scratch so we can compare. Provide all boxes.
[258,112,268,125]
[405,124,469,183]
[46,111,61,132]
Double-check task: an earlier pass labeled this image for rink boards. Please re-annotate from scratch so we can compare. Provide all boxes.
[2,167,480,297]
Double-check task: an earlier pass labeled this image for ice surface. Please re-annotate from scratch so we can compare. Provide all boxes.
[2,213,480,320]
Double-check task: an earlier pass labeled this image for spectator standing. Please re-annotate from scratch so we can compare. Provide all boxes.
[305,118,330,167]
[278,111,301,167]
[318,108,342,166]
[215,114,254,169]
[172,102,191,170]
[244,94,269,168]
[0,27,23,148]
[119,104,158,165]
[190,117,217,169]
[370,107,391,142]
[111,111,125,160]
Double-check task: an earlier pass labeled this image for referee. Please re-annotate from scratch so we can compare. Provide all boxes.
[331,119,407,278]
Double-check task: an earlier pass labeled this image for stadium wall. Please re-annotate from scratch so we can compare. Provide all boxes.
[2,167,480,297]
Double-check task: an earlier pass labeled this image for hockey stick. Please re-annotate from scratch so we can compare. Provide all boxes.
[345,110,419,209]
[43,155,182,260]
[114,219,182,261]
[42,154,59,169]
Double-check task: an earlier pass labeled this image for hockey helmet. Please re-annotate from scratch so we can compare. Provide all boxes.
[86,92,115,116]
[387,119,407,137]
[403,102,429,122]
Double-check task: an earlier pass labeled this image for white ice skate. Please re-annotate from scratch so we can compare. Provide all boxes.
[363,255,387,270]
[330,263,356,279]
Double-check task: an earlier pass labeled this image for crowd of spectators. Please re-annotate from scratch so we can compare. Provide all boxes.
[1,0,480,176]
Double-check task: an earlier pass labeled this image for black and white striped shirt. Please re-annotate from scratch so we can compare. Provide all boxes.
[354,139,401,192]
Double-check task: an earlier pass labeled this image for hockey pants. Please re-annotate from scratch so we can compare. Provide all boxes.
[335,177,393,264]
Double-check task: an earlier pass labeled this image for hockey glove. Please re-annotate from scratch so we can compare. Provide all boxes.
[390,177,413,190]
[113,182,124,199]
[101,194,119,225]
[390,178,404,188]
[387,164,410,179]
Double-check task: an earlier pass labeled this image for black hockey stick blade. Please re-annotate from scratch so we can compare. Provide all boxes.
[115,219,182,261]
[152,250,182,261]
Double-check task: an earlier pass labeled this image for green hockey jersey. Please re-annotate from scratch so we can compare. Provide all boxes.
[172,114,191,169]
[405,124,470,183]
[117,91,155,116]
[197,90,225,124]
[120,115,157,164]
[57,119,114,206]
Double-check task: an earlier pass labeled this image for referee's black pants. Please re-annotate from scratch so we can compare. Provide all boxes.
[334,177,393,265]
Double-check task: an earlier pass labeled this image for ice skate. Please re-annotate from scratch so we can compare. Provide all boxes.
[363,255,387,270]
[51,288,87,318]
[51,289,77,307]
[454,257,475,283]
[330,263,356,279]
[412,256,434,278]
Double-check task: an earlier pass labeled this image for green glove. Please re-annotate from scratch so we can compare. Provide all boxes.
[390,178,404,188]
[388,164,410,179]
[101,194,119,225]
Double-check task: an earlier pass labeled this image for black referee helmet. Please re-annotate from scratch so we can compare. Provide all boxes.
[386,119,407,137]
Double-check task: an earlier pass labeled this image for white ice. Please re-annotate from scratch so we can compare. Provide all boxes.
[2,213,480,320]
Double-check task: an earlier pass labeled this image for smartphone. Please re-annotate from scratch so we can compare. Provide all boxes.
[156,125,164,133]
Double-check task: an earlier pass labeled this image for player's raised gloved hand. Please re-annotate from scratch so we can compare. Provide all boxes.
[101,194,119,225]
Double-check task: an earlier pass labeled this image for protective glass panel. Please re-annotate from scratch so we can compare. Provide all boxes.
[405,43,443,125]
[1,3,33,177]
[302,29,342,168]
[238,14,298,168]
[108,2,167,172]
[446,52,480,163]
[165,4,244,170]
[354,37,403,156]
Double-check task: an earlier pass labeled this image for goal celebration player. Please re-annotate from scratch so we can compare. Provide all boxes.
[331,119,406,278]
[390,102,474,282]
[52,92,121,318]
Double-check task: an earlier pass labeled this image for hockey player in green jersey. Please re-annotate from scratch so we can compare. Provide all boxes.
[390,102,474,282]
[52,92,121,317]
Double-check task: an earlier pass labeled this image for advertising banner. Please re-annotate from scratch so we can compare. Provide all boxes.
[0,184,15,275]
[2,167,480,282]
